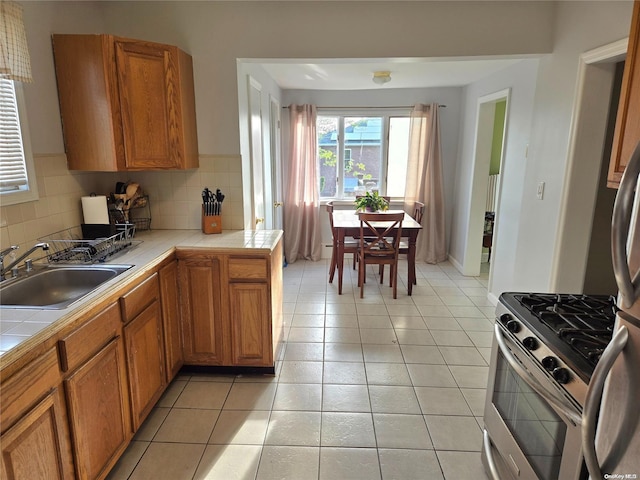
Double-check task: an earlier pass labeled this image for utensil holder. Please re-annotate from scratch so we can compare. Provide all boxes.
[202,207,222,234]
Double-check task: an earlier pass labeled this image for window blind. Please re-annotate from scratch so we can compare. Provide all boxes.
[0,77,28,190]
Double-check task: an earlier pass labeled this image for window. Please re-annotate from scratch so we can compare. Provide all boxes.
[317,113,410,199]
[0,78,37,205]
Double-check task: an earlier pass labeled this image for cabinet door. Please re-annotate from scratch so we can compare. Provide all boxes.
[159,261,183,381]
[608,1,640,187]
[65,338,130,480]
[0,387,74,480]
[229,283,272,366]
[179,257,226,364]
[115,40,181,170]
[124,300,166,430]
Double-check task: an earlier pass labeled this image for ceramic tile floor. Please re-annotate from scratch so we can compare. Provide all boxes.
[108,259,494,480]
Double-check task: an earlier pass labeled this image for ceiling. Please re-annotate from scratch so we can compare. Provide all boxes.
[255,57,527,90]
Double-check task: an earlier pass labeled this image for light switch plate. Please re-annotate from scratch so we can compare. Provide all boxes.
[537,182,545,200]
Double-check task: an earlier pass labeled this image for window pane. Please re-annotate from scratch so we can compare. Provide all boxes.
[318,116,338,198]
[387,117,410,197]
[344,117,382,198]
[0,79,28,190]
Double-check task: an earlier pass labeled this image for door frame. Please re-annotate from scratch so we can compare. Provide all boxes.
[269,95,283,230]
[550,38,628,292]
[461,88,510,280]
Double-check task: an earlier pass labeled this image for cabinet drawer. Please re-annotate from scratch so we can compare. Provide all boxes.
[58,302,121,373]
[1,347,61,431]
[228,257,267,280]
[120,273,159,322]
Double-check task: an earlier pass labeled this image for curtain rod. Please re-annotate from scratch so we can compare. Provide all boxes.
[282,105,446,109]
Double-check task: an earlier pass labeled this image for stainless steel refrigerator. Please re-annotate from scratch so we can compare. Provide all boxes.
[582,141,640,479]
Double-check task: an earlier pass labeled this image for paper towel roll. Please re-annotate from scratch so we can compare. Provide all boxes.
[81,195,110,224]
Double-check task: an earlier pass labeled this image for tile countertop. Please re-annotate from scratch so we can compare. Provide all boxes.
[0,228,283,365]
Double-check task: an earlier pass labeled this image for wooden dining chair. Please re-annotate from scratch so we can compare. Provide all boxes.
[379,201,424,286]
[357,212,404,299]
[327,201,360,284]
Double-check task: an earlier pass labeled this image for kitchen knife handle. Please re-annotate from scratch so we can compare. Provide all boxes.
[612,140,640,308]
[581,324,628,480]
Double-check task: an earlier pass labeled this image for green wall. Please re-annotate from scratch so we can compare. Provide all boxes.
[489,100,506,175]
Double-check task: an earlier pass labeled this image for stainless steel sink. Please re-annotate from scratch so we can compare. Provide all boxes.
[0,264,133,309]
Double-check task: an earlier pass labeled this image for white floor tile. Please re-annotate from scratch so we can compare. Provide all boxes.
[113,259,498,480]
[319,448,381,480]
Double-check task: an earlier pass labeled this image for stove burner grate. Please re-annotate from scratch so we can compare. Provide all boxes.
[514,293,617,369]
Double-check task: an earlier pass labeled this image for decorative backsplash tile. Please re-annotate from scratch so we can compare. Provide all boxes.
[0,154,245,254]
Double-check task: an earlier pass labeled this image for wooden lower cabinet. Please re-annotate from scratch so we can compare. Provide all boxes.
[124,300,166,430]
[64,338,131,480]
[0,387,74,480]
[229,282,271,366]
[179,256,225,364]
[177,242,284,368]
[159,260,183,380]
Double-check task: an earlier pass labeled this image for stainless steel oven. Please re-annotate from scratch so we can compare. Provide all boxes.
[482,294,617,480]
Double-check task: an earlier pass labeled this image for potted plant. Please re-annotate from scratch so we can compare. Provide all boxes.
[354,191,389,212]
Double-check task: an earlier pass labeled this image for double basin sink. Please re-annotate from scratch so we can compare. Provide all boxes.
[0,264,133,310]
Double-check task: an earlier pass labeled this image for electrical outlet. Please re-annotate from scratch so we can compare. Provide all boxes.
[537,182,545,200]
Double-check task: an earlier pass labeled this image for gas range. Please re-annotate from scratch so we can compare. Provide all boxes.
[497,292,617,408]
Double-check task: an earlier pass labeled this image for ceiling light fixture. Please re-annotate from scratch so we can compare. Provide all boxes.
[372,71,391,85]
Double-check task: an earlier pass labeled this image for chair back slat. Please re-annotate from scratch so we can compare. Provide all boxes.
[413,201,425,224]
[358,212,404,257]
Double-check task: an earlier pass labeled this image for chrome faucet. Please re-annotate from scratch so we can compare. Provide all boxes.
[0,243,49,280]
[0,245,19,279]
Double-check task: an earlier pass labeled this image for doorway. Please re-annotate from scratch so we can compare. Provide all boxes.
[550,39,627,293]
[462,89,510,279]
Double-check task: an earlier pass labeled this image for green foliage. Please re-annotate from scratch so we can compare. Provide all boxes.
[354,191,389,212]
[320,148,336,167]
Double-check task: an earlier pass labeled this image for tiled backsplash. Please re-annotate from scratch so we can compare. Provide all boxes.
[0,154,244,253]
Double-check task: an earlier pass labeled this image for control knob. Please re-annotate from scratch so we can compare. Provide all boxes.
[552,367,571,384]
[541,356,558,371]
[506,320,521,333]
[522,337,539,350]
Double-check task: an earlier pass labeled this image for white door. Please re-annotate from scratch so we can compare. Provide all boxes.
[248,76,265,229]
[270,96,284,230]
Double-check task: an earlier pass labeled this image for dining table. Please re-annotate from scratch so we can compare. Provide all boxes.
[332,209,422,296]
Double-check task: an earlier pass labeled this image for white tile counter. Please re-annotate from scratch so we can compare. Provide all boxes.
[0,229,283,364]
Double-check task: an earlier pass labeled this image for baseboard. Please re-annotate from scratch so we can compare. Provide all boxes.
[487,291,499,307]
[448,254,463,274]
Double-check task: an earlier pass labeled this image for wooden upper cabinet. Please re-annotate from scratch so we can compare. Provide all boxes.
[52,34,199,171]
[608,1,640,188]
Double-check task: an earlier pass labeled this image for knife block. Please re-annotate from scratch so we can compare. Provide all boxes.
[202,207,222,234]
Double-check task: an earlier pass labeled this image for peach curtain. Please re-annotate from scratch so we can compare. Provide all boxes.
[283,104,322,263]
[403,103,447,264]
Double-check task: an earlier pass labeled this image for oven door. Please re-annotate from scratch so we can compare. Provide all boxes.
[482,324,586,480]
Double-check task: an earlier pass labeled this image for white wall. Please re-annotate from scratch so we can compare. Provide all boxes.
[513,1,633,294]
[21,0,555,158]
[450,59,540,299]
[282,87,463,254]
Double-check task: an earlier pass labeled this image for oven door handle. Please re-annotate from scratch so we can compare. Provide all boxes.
[494,324,583,425]
[611,140,640,308]
[482,428,501,480]
[582,325,628,480]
